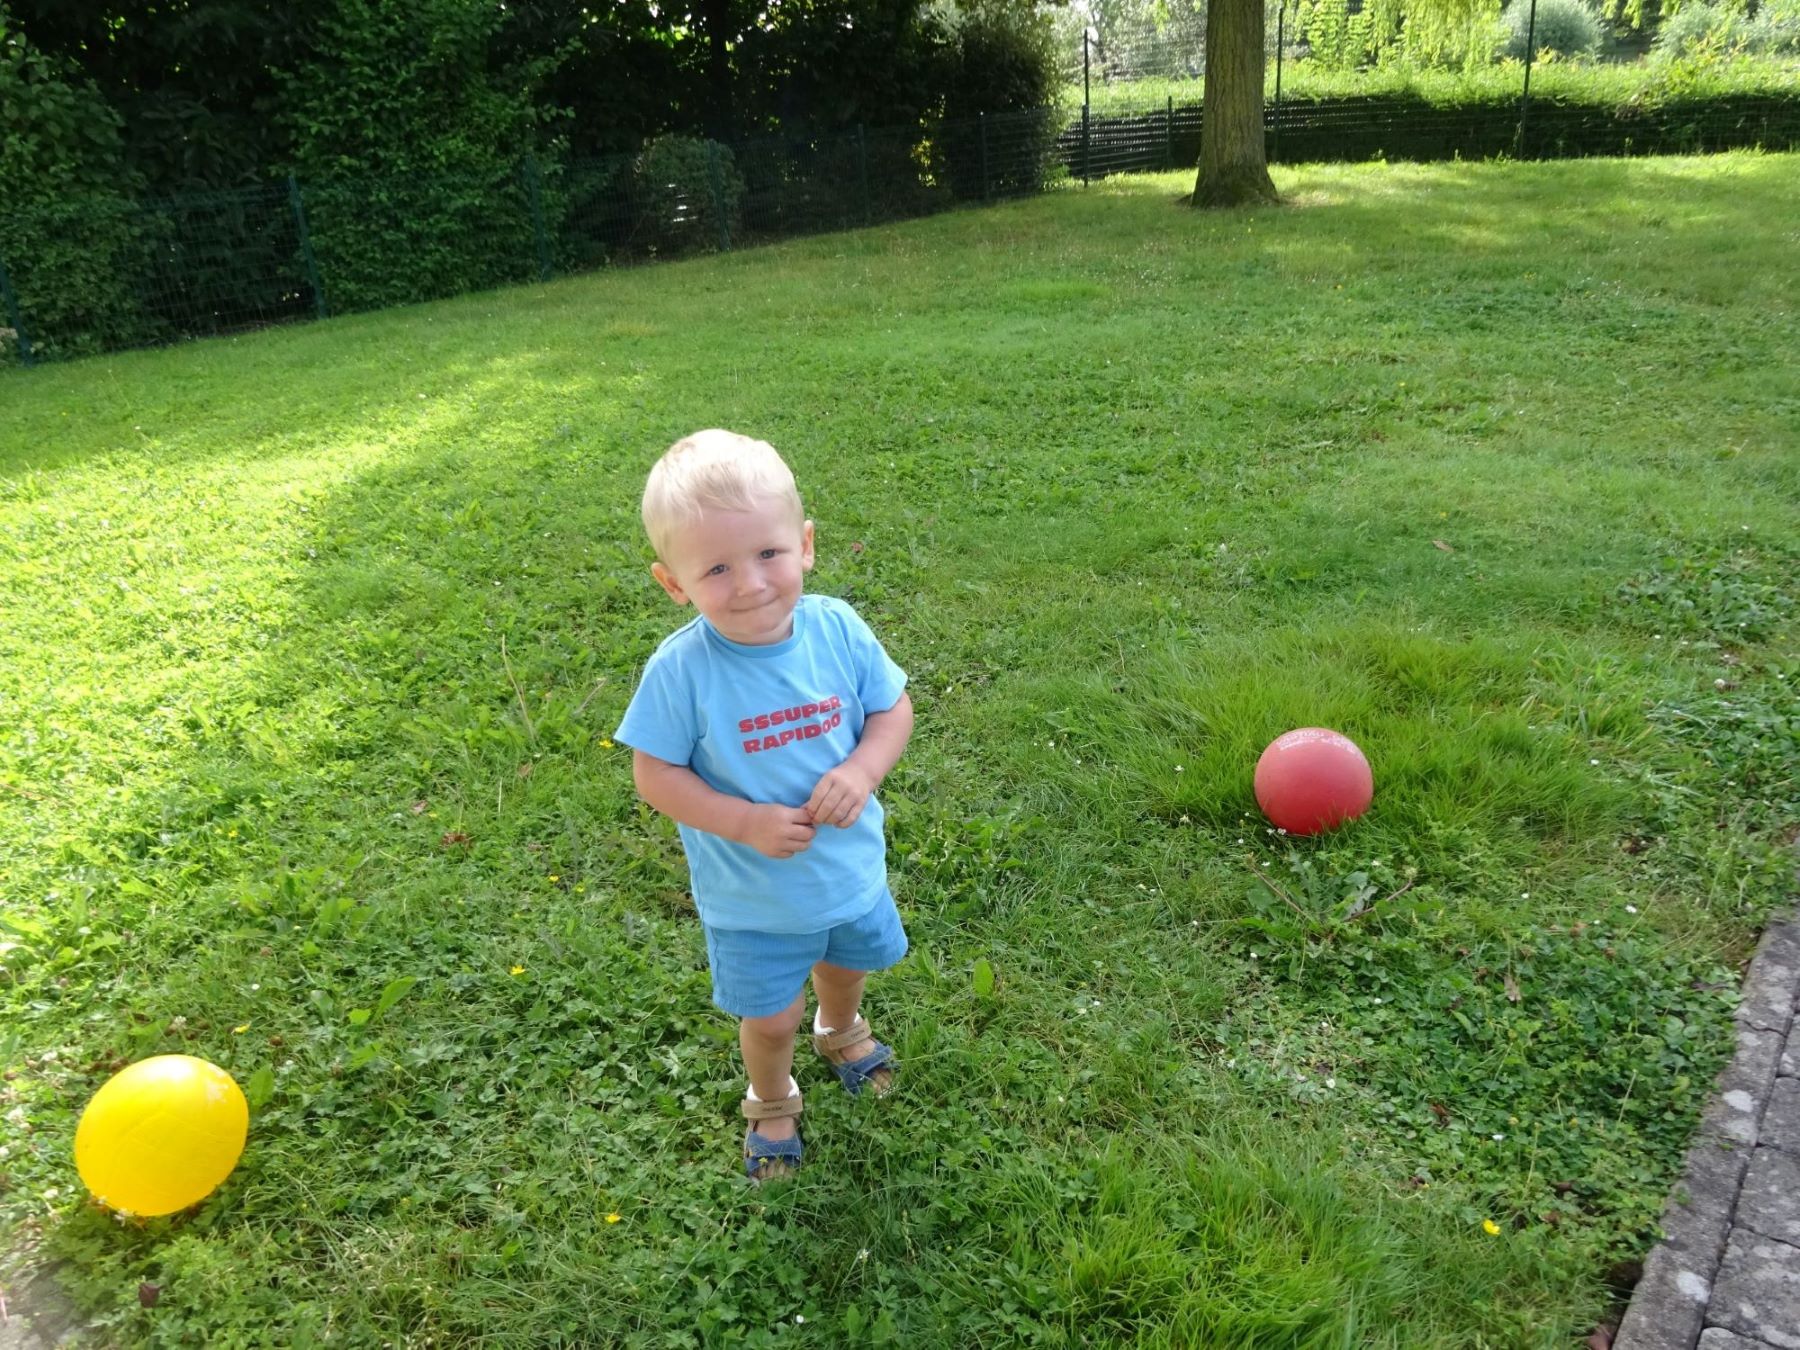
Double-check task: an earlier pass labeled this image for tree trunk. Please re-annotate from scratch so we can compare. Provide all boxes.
[1192,0,1278,208]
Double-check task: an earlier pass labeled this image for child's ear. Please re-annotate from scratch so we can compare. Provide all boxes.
[651,561,690,605]
[801,520,816,572]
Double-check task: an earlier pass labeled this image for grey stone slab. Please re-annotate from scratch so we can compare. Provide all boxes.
[1737,1147,1800,1246]
[1700,1330,1782,1350]
[1702,1080,1767,1150]
[1616,1239,1716,1350]
[1761,1078,1800,1156]
[1665,1131,1752,1245]
[1706,1028,1790,1139]
[1737,923,1800,1035]
[1732,1025,1790,1093]
[1620,1133,1748,1350]
[1709,1230,1800,1350]
[1781,1038,1797,1079]
[0,1262,81,1349]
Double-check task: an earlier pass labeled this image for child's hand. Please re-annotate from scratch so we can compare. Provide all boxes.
[806,764,876,829]
[741,803,817,859]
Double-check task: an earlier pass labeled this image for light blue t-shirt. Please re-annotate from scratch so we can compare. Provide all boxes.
[615,595,908,933]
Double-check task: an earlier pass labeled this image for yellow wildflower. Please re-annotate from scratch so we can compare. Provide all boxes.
[605,1213,622,1224]
[1482,1219,1501,1236]
[510,965,526,977]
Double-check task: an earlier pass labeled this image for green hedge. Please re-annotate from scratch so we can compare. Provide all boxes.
[1069,89,1800,176]
[0,12,148,362]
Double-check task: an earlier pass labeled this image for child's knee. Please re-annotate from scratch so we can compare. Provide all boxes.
[742,998,804,1042]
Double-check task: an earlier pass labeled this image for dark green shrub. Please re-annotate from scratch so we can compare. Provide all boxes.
[629,136,744,256]
[277,0,547,310]
[930,0,1063,200]
[1504,0,1605,58]
[931,0,1061,120]
[0,10,149,360]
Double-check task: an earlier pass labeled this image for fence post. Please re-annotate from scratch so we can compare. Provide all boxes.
[0,252,34,367]
[1082,29,1092,185]
[1166,95,1175,169]
[980,113,991,200]
[287,175,329,320]
[857,125,872,225]
[1517,0,1540,157]
[523,154,553,282]
[1272,1,1286,164]
[705,141,733,252]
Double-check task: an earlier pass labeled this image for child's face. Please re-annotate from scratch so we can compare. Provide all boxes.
[651,498,815,645]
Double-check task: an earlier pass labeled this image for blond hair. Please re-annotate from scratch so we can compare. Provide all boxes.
[641,429,803,560]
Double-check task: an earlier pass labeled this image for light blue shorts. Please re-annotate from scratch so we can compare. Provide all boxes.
[702,891,909,1019]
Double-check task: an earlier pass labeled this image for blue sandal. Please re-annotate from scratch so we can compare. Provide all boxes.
[813,1018,896,1097]
[741,1090,803,1183]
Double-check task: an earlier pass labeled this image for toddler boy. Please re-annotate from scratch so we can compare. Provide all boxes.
[615,429,914,1182]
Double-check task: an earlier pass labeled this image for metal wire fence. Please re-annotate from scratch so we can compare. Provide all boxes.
[4,22,1797,367]
[0,110,1070,366]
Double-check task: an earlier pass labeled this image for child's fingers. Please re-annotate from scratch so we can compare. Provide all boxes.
[807,783,842,823]
[805,781,838,820]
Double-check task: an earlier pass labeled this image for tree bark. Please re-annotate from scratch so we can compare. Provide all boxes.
[1192,0,1278,208]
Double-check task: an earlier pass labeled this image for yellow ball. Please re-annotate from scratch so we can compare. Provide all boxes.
[74,1055,248,1217]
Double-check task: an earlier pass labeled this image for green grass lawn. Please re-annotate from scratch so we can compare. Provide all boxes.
[2,152,1797,1347]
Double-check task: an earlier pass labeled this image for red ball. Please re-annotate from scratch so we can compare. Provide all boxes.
[1253,728,1373,836]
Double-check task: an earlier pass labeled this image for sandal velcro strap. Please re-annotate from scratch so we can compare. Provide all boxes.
[814,1018,896,1096]
[830,1044,894,1090]
[740,1092,804,1122]
[813,1018,873,1055]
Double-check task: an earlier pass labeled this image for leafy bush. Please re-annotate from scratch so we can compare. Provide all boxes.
[930,0,1062,120]
[1504,0,1604,59]
[1654,0,1800,58]
[1749,2,1800,54]
[0,10,149,360]
[628,136,744,257]
[277,0,547,311]
[929,0,1063,199]
[1655,3,1745,57]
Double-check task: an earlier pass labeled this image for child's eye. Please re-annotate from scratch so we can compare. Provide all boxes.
[759,548,781,560]
[706,564,728,577]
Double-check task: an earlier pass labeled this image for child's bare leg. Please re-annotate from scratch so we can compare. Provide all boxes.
[812,962,893,1093]
[740,993,805,1141]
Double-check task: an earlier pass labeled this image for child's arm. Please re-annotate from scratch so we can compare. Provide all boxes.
[806,691,914,828]
[633,750,816,859]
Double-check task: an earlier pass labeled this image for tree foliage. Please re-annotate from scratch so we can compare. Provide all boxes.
[1297,0,1512,71]
[1,0,1063,204]
[0,7,147,358]
[8,0,296,189]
